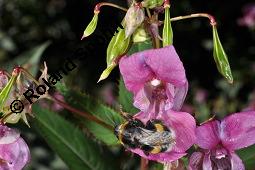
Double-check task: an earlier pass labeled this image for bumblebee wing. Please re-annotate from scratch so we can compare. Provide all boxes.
[139,131,174,146]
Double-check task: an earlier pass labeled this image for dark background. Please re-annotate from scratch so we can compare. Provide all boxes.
[0,0,254,169]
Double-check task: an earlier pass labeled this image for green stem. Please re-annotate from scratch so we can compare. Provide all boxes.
[146,8,152,18]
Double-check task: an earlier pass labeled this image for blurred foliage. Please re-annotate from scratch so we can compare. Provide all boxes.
[0,0,254,169]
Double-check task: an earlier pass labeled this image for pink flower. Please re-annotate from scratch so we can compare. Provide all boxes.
[119,45,188,116]
[238,3,255,29]
[0,125,30,170]
[130,110,196,163]
[188,111,255,170]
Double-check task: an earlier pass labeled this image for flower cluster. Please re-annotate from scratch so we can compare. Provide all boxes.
[0,65,50,169]
[82,0,254,169]
[119,45,255,169]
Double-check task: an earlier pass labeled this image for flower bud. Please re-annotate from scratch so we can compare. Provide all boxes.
[212,25,233,83]
[81,13,99,40]
[98,27,131,82]
[124,4,145,38]
[142,0,164,9]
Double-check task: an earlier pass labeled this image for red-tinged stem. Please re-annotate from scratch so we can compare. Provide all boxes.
[164,0,170,8]
[52,96,114,131]
[94,2,128,13]
[170,13,217,26]
[140,158,148,170]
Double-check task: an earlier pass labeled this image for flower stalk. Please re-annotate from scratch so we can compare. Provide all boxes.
[51,96,114,131]
[94,2,128,12]
[169,13,217,26]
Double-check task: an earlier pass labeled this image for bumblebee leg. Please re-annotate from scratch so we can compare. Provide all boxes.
[119,105,132,120]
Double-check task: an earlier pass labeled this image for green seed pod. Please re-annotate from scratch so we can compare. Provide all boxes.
[98,27,131,82]
[212,25,233,83]
[132,26,150,43]
[142,0,164,9]
[81,13,99,40]
[163,6,173,46]
[0,73,17,111]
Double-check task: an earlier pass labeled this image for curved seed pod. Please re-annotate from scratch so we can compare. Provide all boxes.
[212,25,233,83]
[81,13,99,40]
[98,27,131,82]
[163,5,173,46]
[142,0,164,9]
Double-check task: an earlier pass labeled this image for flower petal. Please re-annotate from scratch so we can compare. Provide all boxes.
[133,86,152,113]
[134,111,157,124]
[119,54,153,93]
[0,138,30,170]
[159,110,196,152]
[171,81,189,111]
[202,153,212,170]
[130,148,186,162]
[188,152,204,170]
[145,45,187,86]
[220,111,255,150]
[196,120,220,149]
[230,152,245,170]
[0,125,20,144]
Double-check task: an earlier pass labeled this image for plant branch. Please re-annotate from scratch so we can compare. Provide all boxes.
[51,96,114,131]
[170,13,217,26]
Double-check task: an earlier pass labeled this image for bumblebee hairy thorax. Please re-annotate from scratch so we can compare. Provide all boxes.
[114,119,175,155]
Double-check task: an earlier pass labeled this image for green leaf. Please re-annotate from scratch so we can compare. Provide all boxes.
[212,25,233,83]
[32,104,116,170]
[0,41,50,75]
[0,74,17,111]
[58,86,124,145]
[237,145,255,170]
[127,40,153,56]
[118,78,139,114]
[81,13,99,39]
[163,6,173,46]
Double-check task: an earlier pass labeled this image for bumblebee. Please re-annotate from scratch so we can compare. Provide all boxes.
[114,118,175,155]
